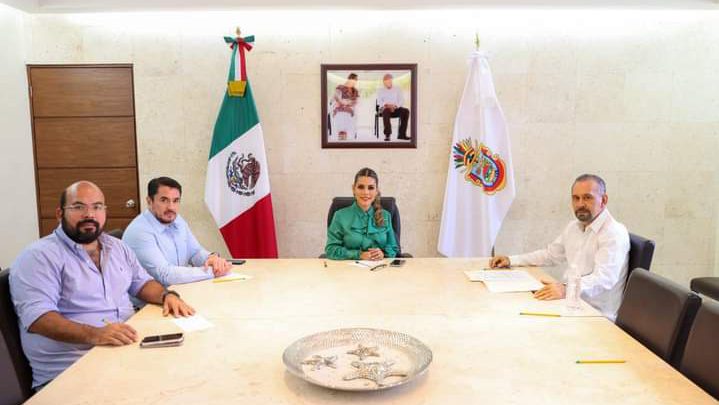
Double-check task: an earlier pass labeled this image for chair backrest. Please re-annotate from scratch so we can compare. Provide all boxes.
[690,277,719,302]
[679,299,719,399]
[326,197,402,254]
[628,233,655,276]
[0,268,34,404]
[616,268,701,366]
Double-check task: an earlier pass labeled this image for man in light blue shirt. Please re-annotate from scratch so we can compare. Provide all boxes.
[10,181,195,389]
[123,177,232,286]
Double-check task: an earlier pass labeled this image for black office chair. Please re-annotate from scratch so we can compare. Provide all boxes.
[690,277,719,301]
[627,233,655,277]
[321,196,411,258]
[0,268,34,404]
[615,268,701,367]
[106,228,124,239]
[679,299,719,399]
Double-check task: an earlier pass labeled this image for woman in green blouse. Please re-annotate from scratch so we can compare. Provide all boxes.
[325,168,399,260]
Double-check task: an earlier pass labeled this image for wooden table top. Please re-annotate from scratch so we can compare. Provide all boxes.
[26,258,716,404]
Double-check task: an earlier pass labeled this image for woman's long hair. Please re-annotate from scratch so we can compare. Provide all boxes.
[354,167,384,227]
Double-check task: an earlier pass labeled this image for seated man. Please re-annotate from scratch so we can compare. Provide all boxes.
[123,177,232,286]
[376,73,410,141]
[10,181,195,390]
[489,174,630,320]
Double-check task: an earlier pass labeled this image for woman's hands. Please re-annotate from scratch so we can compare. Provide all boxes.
[360,248,384,261]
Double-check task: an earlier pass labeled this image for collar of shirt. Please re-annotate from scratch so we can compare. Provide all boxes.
[53,224,114,260]
[575,208,611,235]
[142,209,179,235]
[350,201,375,218]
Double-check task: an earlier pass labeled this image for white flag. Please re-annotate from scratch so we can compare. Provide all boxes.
[438,50,515,257]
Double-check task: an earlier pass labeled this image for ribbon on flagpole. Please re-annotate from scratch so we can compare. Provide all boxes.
[224,34,255,97]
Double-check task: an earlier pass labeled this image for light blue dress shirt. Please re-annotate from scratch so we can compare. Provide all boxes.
[122,210,213,286]
[9,226,154,388]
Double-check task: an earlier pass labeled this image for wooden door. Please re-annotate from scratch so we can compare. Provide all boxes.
[27,65,140,236]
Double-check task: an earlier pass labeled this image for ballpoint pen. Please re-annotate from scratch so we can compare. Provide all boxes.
[370,263,387,271]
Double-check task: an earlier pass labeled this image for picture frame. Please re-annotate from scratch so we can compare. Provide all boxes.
[321,64,417,149]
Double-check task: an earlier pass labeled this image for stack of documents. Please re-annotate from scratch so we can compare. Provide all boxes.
[464,270,543,293]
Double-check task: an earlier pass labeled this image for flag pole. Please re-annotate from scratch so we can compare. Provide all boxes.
[474,32,480,51]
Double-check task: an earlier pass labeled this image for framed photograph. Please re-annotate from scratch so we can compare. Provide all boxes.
[321,64,417,149]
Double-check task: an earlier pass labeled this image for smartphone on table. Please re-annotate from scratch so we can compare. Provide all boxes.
[229,258,246,265]
[140,333,184,348]
[390,259,406,267]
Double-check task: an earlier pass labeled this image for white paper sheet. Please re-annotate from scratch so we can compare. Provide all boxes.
[172,315,214,332]
[464,270,544,293]
[350,260,386,269]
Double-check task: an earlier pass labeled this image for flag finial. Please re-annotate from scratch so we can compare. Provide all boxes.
[235,26,242,37]
[474,33,480,50]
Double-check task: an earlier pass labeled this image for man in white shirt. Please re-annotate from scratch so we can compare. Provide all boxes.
[489,174,630,320]
[376,73,410,141]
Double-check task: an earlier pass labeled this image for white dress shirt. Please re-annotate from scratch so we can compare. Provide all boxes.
[509,209,630,321]
[376,85,405,109]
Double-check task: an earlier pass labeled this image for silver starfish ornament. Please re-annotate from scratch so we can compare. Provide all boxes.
[346,343,380,360]
[342,361,408,387]
[301,355,338,371]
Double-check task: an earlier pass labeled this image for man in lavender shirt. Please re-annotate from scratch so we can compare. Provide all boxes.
[10,181,196,390]
[122,177,232,286]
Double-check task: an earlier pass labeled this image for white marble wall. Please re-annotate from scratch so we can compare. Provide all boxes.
[0,5,36,268]
[18,9,719,284]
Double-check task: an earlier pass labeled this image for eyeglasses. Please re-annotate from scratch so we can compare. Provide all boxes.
[63,203,107,214]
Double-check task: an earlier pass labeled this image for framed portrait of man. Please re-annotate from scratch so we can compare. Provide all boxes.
[321,64,417,149]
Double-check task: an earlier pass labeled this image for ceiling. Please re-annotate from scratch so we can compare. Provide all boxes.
[4,0,719,13]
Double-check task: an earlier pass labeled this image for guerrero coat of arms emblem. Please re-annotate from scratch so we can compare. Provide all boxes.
[452,138,507,195]
[226,151,261,197]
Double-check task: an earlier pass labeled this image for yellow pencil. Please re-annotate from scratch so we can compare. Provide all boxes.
[519,311,561,317]
[576,360,626,364]
[212,277,250,283]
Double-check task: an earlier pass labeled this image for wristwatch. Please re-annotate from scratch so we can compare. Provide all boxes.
[161,290,180,304]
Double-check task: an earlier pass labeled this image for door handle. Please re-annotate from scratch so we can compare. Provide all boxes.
[126,199,137,208]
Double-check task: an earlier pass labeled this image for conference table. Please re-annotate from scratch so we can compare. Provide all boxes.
[26,258,716,404]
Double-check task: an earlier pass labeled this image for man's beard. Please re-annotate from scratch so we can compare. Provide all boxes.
[574,209,594,222]
[154,210,176,224]
[62,217,103,244]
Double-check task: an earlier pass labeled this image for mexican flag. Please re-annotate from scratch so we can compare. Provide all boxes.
[205,34,278,258]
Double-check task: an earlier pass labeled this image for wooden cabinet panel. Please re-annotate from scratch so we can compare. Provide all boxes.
[37,168,139,218]
[34,117,137,168]
[40,217,133,237]
[29,66,134,117]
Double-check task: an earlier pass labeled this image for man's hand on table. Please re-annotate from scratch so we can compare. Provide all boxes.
[206,254,232,277]
[489,256,511,269]
[90,323,138,346]
[533,280,566,300]
[163,293,195,318]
